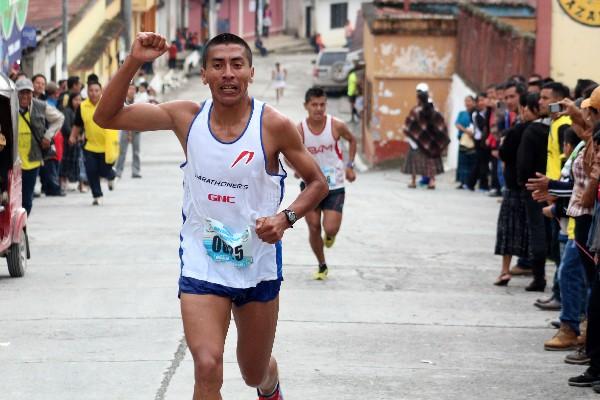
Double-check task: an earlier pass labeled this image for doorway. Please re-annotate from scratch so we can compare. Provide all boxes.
[305,6,312,38]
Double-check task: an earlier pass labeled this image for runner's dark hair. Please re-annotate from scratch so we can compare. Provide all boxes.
[305,87,327,103]
[202,33,253,68]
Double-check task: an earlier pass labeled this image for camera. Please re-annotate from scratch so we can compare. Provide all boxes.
[549,102,564,113]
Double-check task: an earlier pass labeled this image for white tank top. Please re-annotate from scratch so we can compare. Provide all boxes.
[301,115,345,190]
[180,98,287,289]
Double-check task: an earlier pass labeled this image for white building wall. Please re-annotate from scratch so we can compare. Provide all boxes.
[315,0,365,47]
[445,73,475,171]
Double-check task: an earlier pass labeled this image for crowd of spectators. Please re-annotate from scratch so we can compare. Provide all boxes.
[454,74,600,393]
[6,70,158,212]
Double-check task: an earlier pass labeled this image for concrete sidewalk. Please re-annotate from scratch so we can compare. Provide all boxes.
[0,53,595,400]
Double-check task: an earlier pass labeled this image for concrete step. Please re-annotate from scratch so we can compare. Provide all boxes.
[262,35,314,55]
[272,43,315,55]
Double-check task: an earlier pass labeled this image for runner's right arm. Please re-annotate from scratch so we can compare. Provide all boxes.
[93,32,198,151]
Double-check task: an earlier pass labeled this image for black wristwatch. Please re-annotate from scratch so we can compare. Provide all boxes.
[282,209,297,227]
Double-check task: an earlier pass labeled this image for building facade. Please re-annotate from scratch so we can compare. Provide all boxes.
[535,0,600,88]
[361,3,457,164]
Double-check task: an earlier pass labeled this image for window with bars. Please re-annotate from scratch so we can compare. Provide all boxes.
[330,3,348,29]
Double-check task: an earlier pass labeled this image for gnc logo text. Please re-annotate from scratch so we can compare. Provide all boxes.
[208,194,236,203]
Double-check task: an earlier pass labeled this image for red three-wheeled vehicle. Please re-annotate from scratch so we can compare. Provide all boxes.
[0,73,30,277]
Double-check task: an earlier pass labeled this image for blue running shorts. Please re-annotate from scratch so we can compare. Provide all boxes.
[178,276,282,307]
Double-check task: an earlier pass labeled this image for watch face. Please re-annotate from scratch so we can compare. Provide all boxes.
[286,210,296,223]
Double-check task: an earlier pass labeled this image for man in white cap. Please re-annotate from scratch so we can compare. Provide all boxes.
[16,78,64,214]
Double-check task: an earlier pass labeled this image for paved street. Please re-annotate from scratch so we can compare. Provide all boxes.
[0,53,596,399]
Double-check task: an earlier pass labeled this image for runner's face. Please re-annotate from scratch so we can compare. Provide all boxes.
[305,96,327,121]
[202,44,254,105]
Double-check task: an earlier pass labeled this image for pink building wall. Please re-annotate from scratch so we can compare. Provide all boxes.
[186,0,284,41]
[219,0,284,39]
[188,0,203,35]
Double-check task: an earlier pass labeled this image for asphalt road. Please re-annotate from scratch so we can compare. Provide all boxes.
[0,53,595,399]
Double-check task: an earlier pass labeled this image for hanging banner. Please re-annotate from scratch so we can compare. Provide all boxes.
[0,0,29,73]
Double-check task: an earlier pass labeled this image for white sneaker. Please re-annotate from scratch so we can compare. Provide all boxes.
[92,197,103,206]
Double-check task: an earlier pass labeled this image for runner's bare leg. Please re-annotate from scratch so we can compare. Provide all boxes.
[305,208,325,264]
[233,297,280,394]
[322,209,342,239]
[181,294,232,400]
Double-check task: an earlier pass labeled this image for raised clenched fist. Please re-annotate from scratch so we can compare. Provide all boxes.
[131,32,168,63]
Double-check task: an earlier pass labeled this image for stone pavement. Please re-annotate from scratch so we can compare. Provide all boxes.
[0,53,596,399]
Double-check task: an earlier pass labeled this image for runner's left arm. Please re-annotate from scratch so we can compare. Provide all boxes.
[335,119,357,182]
[255,112,328,244]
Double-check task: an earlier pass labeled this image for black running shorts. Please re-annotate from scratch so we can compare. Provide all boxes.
[301,182,345,213]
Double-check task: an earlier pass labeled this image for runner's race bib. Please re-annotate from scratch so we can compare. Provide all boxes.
[322,166,337,189]
[203,217,254,268]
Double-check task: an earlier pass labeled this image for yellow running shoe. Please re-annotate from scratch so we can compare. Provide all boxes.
[313,265,328,280]
[324,234,336,248]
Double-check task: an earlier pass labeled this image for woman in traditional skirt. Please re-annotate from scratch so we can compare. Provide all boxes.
[493,93,539,286]
[402,83,449,189]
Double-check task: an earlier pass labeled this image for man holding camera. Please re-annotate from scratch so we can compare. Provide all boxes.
[540,82,572,180]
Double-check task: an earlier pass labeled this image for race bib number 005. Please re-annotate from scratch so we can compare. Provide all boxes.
[203,218,254,268]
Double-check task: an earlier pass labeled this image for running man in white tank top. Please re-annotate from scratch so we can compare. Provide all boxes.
[93,32,328,400]
[271,62,287,104]
[297,87,357,280]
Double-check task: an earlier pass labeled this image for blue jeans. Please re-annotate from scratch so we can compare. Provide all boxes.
[21,167,40,215]
[78,144,88,182]
[559,240,587,335]
[552,232,569,303]
[83,150,115,198]
[497,159,505,189]
[40,159,62,195]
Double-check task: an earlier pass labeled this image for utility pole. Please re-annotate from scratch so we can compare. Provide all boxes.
[254,0,262,40]
[123,0,132,50]
[208,0,217,39]
[61,0,68,78]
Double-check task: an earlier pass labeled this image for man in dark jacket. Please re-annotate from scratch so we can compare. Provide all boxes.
[16,79,64,214]
[468,93,491,191]
[516,93,550,292]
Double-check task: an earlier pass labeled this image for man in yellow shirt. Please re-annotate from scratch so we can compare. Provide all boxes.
[539,82,572,180]
[69,81,118,205]
[16,78,64,214]
[346,62,362,123]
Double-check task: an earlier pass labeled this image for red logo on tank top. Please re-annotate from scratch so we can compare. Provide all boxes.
[307,144,334,155]
[230,150,255,168]
[208,194,236,203]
